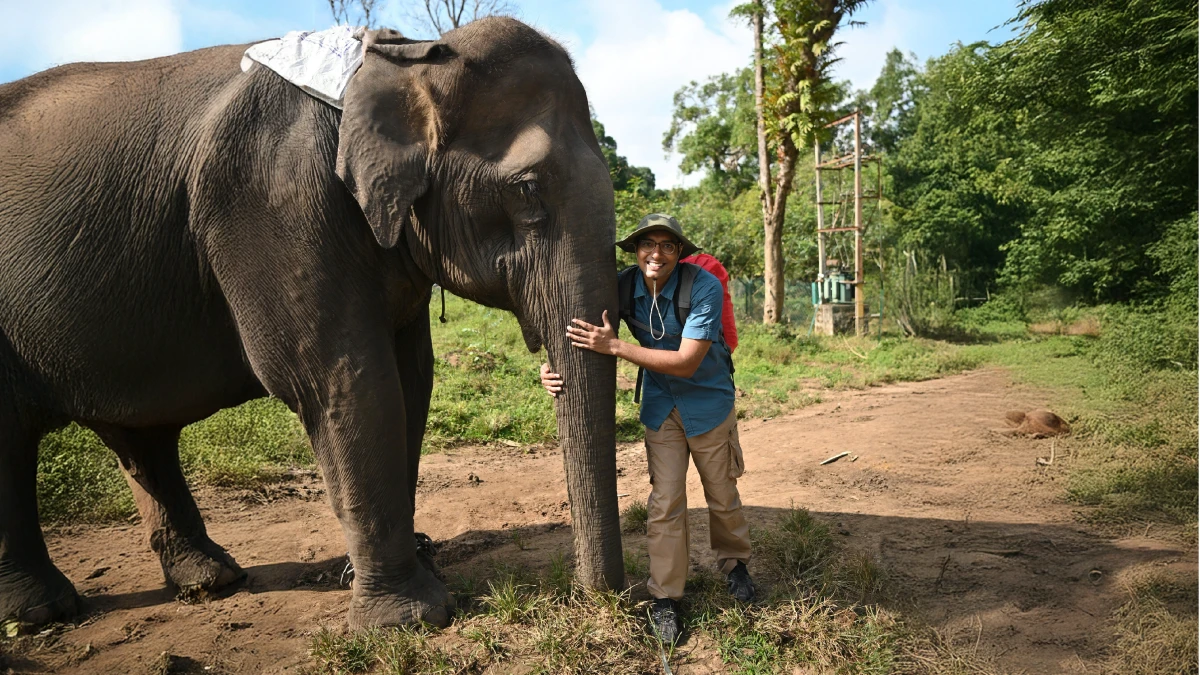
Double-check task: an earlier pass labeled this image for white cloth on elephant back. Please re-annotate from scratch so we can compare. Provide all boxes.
[240,25,365,109]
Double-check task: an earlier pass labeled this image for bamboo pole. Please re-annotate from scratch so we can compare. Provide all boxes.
[854,111,864,336]
[815,139,826,280]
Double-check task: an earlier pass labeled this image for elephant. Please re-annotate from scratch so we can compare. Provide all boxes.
[0,18,624,628]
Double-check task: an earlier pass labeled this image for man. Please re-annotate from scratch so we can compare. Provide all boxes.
[540,214,754,644]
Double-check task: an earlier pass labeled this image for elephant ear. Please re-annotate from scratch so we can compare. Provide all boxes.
[336,30,455,249]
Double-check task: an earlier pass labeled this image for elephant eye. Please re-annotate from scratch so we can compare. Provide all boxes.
[504,178,547,229]
[519,180,540,199]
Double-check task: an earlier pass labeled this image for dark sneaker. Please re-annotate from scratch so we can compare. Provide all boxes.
[727,561,756,602]
[649,598,682,645]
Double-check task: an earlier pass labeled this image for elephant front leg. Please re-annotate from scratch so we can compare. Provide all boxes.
[304,354,453,628]
[92,425,245,596]
[394,308,442,580]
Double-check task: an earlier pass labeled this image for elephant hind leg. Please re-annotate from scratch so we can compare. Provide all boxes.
[92,425,245,595]
[0,406,81,624]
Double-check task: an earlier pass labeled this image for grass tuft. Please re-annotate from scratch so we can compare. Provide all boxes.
[1105,564,1198,675]
[308,511,990,674]
[620,500,648,534]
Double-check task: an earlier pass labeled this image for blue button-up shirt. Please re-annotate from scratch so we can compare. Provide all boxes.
[627,266,735,437]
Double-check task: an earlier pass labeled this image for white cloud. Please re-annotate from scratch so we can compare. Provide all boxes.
[828,0,925,92]
[574,0,751,189]
[0,0,182,73]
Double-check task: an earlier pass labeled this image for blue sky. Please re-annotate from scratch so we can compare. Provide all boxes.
[0,0,1019,187]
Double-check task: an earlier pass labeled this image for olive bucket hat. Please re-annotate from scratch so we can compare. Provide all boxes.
[615,213,701,258]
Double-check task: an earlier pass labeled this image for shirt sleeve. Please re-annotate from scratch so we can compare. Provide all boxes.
[680,272,723,342]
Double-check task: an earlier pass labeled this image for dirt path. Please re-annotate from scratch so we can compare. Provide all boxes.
[10,369,1195,674]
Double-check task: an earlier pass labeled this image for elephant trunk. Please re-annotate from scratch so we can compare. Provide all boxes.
[541,272,624,590]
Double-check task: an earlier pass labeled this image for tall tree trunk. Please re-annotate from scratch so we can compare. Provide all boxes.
[753,5,770,209]
[752,1,788,324]
[764,140,798,323]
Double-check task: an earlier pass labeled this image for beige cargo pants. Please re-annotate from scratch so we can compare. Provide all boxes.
[644,407,751,600]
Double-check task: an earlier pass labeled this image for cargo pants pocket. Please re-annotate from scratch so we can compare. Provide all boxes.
[727,422,745,479]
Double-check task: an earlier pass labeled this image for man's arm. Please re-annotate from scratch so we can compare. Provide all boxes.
[565,310,711,379]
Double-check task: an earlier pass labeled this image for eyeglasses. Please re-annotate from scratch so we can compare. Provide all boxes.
[637,239,680,255]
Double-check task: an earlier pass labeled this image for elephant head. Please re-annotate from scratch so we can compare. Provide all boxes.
[335,19,624,590]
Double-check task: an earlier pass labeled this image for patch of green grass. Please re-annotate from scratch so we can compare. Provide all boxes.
[309,625,465,674]
[620,500,648,535]
[622,548,649,580]
[545,551,572,597]
[36,398,312,523]
[178,397,312,488]
[37,425,136,523]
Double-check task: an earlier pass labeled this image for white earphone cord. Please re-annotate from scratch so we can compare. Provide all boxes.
[650,279,667,340]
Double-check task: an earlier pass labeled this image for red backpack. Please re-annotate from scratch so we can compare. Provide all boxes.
[680,253,738,352]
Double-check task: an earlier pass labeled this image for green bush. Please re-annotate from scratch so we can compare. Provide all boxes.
[178,397,311,488]
[1093,304,1198,374]
[37,398,310,523]
[37,425,136,523]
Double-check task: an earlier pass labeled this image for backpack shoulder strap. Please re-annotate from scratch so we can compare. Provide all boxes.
[672,263,725,344]
[674,263,699,326]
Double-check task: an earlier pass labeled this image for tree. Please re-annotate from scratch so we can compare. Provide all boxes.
[593,117,657,197]
[885,0,1197,302]
[329,0,517,36]
[736,0,872,323]
[861,49,922,155]
[402,0,518,37]
[663,69,759,196]
[328,0,382,27]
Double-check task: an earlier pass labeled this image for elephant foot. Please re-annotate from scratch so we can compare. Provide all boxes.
[149,529,245,598]
[0,563,82,626]
[348,562,454,629]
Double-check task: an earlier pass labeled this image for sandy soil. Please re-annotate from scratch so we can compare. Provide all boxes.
[6,368,1194,674]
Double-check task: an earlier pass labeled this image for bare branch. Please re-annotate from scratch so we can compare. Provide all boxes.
[404,0,517,35]
[327,0,381,28]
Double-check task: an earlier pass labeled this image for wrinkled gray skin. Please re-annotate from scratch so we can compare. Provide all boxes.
[0,18,623,628]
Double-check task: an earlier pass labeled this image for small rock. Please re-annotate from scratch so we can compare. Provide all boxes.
[85,566,111,580]
[467,473,483,484]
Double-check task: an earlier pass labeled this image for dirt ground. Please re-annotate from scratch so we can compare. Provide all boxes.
[8,368,1195,674]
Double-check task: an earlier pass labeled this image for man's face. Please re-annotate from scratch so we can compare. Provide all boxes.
[636,230,681,287]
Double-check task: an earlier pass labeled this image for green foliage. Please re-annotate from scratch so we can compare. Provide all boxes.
[885,250,963,338]
[882,45,1025,287]
[37,398,311,523]
[663,68,760,195]
[1092,304,1198,374]
[859,49,923,155]
[735,0,874,150]
[37,425,136,523]
[881,0,1197,302]
[178,397,311,488]
[619,500,648,534]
